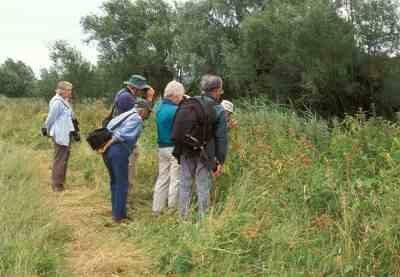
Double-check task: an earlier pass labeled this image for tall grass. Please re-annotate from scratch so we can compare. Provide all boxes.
[3,96,400,276]
[0,141,69,276]
[0,97,70,276]
[125,100,400,276]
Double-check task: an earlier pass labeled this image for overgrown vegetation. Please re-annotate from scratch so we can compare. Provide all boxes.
[0,138,69,275]
[3,96,400,275]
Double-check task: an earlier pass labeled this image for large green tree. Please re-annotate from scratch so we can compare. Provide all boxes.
[0,59,36,97]
[226,0,400,116]
[35,40,98,99]
[172,0,264,94]
[337,0,400,56]
[82,0,174,94]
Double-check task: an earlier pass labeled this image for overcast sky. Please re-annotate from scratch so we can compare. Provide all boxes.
[1,0,178,77]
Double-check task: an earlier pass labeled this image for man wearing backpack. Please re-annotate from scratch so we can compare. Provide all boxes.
[172,74,228,219]
[111,74,155,190]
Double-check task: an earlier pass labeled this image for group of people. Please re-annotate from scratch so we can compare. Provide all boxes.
[44,74,235,223]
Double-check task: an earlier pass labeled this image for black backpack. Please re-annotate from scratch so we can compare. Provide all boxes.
[171,96,217,151]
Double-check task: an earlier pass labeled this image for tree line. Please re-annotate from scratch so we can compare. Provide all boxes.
[1,0,400,118]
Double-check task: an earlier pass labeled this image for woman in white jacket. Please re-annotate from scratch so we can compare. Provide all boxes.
[45,81,75,192]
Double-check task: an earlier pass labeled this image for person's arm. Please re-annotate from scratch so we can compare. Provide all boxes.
[112,115,143,145]
[45,101,63,131]
[145,87,156,103]
[214,106,228,165]
[228,118,238,129]
[96,138,114,154]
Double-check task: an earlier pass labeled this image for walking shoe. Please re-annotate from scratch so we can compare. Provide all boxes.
[52,184,64,192]
[112,216,132,224]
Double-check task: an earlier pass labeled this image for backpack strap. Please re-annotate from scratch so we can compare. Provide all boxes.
[195,95,217,145]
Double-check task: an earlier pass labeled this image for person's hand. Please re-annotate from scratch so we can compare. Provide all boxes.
[228,118,238,129]
[96,139,113,154]
[72,131,81,142]
[41,127,48,137]
[212,164,223,177]
[146,87,156,102]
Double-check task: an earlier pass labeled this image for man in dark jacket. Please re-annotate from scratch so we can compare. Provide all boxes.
[177,74,228,219]
[113,74,155,189]
[113,74,155,116]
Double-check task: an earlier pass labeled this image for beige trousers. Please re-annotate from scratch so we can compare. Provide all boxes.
[152,147,180,212]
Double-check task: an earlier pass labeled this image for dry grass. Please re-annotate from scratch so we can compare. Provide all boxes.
[37,151,157,277]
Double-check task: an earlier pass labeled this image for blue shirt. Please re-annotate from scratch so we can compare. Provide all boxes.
[106,109,143,153]
[45,95,75,146]
[156,99,178,147]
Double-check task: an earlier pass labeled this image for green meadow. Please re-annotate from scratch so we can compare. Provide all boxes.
[2,96,400,276]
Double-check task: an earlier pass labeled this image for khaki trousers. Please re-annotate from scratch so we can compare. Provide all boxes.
[152,147,180,212]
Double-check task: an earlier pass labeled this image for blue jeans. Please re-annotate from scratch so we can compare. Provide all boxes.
[103,143,129,220]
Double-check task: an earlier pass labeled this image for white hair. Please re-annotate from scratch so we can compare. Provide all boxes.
[163,80,185,99]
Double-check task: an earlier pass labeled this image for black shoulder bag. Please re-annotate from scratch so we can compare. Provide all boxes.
[86,112,134,151]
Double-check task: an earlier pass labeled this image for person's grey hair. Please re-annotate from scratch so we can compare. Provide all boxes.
[164,80,185,99]
[200,74,222,93]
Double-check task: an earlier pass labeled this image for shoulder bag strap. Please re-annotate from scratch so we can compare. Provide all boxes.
[111,89,126,116]
[48,99,72,127]
[54,99,71,110]
[110,111,136,131]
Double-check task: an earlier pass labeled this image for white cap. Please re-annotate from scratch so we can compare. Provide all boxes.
[221,100,234,113]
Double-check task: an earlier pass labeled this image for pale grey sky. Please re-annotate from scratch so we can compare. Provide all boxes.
[1,0,107,76]
[1,0,180,78]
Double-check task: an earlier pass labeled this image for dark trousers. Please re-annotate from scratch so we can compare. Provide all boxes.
[103,143,129,220]
[52,141,70,189]
[179,155,211,218]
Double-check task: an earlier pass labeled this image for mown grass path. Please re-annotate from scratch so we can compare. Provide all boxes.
[37,151,157,277]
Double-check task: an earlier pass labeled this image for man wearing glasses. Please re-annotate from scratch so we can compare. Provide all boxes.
[175,74,228,220]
